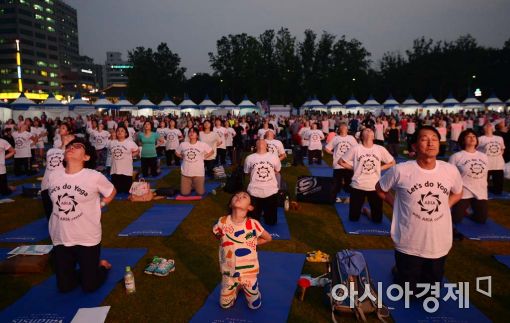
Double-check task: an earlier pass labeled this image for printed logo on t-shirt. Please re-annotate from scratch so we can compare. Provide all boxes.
[185,149,198,162]
[406,180,450,222]
[267,143,276,155]
[96,137,103,145]
[167,133,176,141]
[112,146,125,160]
[48,154,63,169]
[56,192,78,215]
[50,184,89,221]
[418,191,441,215]
[335,142,352,157]
[253,161,274,182]
[465,160,486,178]
[486,142,501,156]
[361,159,377,174]
[15,138,24,148]
[311,134,320,142]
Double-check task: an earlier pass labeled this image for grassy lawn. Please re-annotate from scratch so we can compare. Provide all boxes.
[0,154,509,322]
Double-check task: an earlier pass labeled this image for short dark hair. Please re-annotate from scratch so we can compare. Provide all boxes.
[411,126,441,145]
[65,137,96,169]
[458,129,478,150]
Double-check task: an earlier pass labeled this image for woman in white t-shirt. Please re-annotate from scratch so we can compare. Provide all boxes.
[200,120,221,177]
[48,138,116,293]
[339,127,395,223]
[92,123,110,170]
[31,118,47,169]
[12,124,36,176]
[305,123,325,165]
[436,120,448,157]
[449,129,489,227]
[225,121,236,165]
[298,121,311,157]
[109,125,139,193]
[478,123,505,195]
[0,138,15,196]
[165,119,183,167]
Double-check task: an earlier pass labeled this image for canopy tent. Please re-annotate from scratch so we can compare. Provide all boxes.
[344,96,363,114]
[461,93,484,111]
[178,95,199,117]
[94,94,114,114]
[198,95,218,115]
[114,95,137,115]
[325,96,344,114]
[158,95,179,116]
[362,95,383,115]
[485,92,504,112]
[442,93,461,113]
[238,95,259,116]
[398,95,421,114]
[69,93,94,117]
[41,93,68,119]
[11,92,40,120]
[421,94,442,114]
[299,97,311,115]
[382,94,400,114]
[135,95,156,116]
[0,100,12,122]
[218,95,238,115]
[302,96,327,114]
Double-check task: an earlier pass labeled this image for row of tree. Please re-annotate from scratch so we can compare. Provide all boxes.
[126,28,510,107]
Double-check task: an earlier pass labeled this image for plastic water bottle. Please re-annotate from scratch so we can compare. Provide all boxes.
[124,266,136,294]
[284,196,290,212]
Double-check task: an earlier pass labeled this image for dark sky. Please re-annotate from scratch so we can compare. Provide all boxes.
[66,0,510,76]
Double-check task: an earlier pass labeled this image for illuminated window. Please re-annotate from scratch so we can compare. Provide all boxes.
[45,0,54,4]
[46,17,54,24]
[49,63,58,68]
[40,70,47,77]
[35,14,44,20]
[1,79,13,84]
[36,60,47,67]
[45,8,53,14]
[37,81,46,85]
[49,72,57,78]
[50,81,59,87]
[47,26,55,32]
[33,4,43,11]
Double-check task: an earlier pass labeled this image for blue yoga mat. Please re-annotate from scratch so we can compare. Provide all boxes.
[308,166,333,177]
[263,208,291,240]
[0,218,49,243]
[144,168,173,181]
[114,192,130,200]
[9,169,44,181]
[488,191,510,201]
[361,249,490,323]
[0,248,147,323]
[190,251,305,323]
[494,255,510,269]
[335,203,391,236]
[118,204,194,237]
[455,218,510,241]
[133,160,141,167]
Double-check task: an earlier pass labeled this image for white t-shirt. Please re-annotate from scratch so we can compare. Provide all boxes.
[265,139,285,158]
[450,123,463,142]
[199,131,220,160]
[225,128,236,147]
[0,139,12,175]
[86,127,97,146]
[477,135,505,170]
[107,120,117,130]
[449,150,488,200]
[213,126,227,149]
[299,127,310,147]
[13,131,33,158]
[341,144,394,191]
[42,148,65,190]
[176,141,212,177]
[258,128,270,139]
[436,127,447,142]
[321,120,329,133]
[306,129,325,151]
[165,128,182,150]
[31,127,45,148]
[92,130,110,150]
[244,152,281,198]
[325,135,358,170]
[128,127,137,142]
[48,168,114,247]
[374,124,384,141]
[109,139,138,176]
[378,161,463,259]
[156,128,170,147]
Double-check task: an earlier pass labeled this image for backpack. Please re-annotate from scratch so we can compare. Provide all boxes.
[326,250,389,322]
[223,166,244,193]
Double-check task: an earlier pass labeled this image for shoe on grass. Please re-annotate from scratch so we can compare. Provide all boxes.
[144,257,164,275]
[154,259,175,276]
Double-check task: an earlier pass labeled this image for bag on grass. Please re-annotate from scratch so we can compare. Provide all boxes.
[326,250,389,322]
[129,178,150,196]
[213,165,227,179]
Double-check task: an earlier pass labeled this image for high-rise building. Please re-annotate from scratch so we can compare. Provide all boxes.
[104,51,131,87]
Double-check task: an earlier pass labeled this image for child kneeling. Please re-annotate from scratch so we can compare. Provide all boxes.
[212,191,272,309]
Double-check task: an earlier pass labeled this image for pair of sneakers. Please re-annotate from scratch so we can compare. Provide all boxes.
[144,257,175,276]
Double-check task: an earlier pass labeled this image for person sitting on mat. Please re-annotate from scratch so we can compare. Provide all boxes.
[376,126,463,297]
[175,127,213,196]
[244,139,281,225]
[212,191,272,309]
[449,129,489,240]
[48,138,116,293]
[339,127,395,223]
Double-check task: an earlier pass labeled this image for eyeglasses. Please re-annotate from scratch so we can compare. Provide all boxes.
[65,143,86,151]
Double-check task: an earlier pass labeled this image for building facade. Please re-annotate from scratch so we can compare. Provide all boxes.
[103,51,131,87]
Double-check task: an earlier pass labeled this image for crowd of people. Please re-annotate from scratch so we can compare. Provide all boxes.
[0,107,509,308]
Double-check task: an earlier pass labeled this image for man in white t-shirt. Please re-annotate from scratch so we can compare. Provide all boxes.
[244,139,281,225]
[165,119,183,166]
[449,117,464,152]
[339,127,395,223]
[12,124,36,176]
[478,122,505,195]
[0,138,15,196]
[264,130,286,161]
[324,123,358,200]
[214,119,228,166]
[376,126,463,295]
[306,123,325,165]
[176,127,213,196]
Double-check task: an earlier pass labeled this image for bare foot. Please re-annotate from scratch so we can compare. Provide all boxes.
[99,259,112,270]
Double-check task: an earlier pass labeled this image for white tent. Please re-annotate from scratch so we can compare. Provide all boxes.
[94,95,114,114]
[326,96,343,114]
[238,95,259,116]
[461,93,484,111]
[211,108,230,117]
[69,93,94,117]
[135,96,156,116]
[421,94,442,114]
[302,96,327,113]
[485,92,504,112]
[41,93,68,119]
[158,96,179,116]
[344,96,363,114]
[363,95,383,115]
[398,95,421,114]
[382,94,400,115]
[218,95,238,115]
[11,93,40,120]
[0,100,12,122]
[198,95,218,115]
[442,93,461,113]
[178,95,199,116]
[114,95,137,115]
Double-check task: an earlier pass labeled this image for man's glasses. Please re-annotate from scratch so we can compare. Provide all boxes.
[65,143,85,150]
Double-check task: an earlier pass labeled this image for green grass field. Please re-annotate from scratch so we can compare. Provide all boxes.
[0,155,509,322]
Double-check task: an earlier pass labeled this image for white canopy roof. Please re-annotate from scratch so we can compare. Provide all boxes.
[422,95,440,106]
[198,95,217,108]
[462,94,481,105]
[303,97,324,108]
[442,94,460,107]
[402,95,420,106]
[219,95,236,108]
[383,95,400,107]
[158,96,177,108]
[325,96,342,107]
[363,95,381,107]
[238,96,256,108]
[11,93,36,110]
[68,93,90,109]
[41,93,63,106]
[484,93,503,105]
[344,96,362,108]
[94,95,114,108]
[136,96,156,108]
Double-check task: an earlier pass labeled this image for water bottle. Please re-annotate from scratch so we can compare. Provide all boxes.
[124,266,136,294]
[284,196,290,212]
